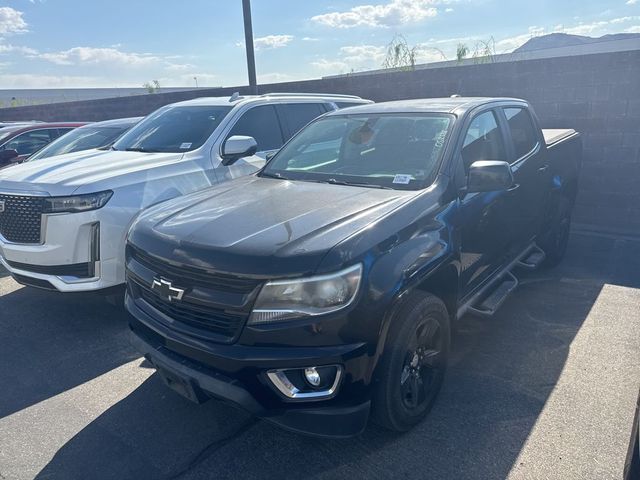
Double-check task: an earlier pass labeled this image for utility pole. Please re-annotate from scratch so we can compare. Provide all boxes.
[242,0,258,94]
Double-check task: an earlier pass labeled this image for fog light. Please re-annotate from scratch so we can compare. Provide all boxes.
[266,365,343,400]
[304,367,321,387]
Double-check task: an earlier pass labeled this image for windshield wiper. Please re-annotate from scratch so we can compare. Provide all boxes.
[323,178,394,190]
[260,171,289,180]
[124,147,161,153]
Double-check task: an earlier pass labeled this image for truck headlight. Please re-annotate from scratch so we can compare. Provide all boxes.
[249,264,362,325]
[43,190,113,214]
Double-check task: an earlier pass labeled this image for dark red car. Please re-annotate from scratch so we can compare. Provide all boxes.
[0,122,87,168]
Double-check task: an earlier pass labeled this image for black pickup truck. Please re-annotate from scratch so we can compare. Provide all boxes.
[125,97,581,437]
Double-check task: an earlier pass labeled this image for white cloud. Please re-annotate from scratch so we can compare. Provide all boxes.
[37,46,161,66]
[626,25,640,32]
[302,37,320,42]
[311,44,386,74]
[627,0,638,5]
[0,43,38,55]
[255,34,294,50]
[340,44,387,63]
[0,7,28,35]
[445,7,454,12]
[0,73,109,88]
[311,0,440,28]
[311,58,350,73]
[236,34,294,51]
[259,72,295,83]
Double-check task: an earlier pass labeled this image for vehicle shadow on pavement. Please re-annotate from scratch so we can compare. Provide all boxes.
[0,286,139,419]
[13,233,640,479]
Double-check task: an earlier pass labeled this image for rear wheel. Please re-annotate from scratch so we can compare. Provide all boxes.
[540,198,572,268]
[372,293,450,432]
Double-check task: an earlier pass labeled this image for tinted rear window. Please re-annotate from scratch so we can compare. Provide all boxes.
[278,103,326,140]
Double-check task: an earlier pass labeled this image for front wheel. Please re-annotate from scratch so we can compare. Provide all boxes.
[372,293,450,432]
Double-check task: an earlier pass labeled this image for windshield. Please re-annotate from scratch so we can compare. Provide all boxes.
[29,125,130,160]
[113,105,232,153]
[262,113,453,190]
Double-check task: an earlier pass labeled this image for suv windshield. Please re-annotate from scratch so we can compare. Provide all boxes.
[262,113,453,190]
[29,125,130,160]
[113,105,232,153]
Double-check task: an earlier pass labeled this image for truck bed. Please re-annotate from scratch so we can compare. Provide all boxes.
[542,129,579,147]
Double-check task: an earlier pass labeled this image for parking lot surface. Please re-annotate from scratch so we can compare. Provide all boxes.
[1,231,639,480]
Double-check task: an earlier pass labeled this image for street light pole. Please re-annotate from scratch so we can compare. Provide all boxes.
[242,0,258,94]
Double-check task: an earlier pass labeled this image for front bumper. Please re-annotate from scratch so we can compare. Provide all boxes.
[127,293,373,438]
[0,209,128,292]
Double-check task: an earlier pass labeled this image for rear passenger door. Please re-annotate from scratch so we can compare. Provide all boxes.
[499,106,548,249]
[275,103,327,142]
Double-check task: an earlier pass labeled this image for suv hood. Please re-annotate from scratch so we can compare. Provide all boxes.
[129,175,414,277]
[0,149,185,196]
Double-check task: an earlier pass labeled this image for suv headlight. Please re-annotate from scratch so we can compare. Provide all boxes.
[249,264,362,325]
[43,190,113,214]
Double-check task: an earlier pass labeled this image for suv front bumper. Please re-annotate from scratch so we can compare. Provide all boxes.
[127,294,373,438]
[0,209,127,292]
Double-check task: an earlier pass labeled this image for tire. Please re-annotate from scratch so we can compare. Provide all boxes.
[372,292,451,432]
[539,198,572,268]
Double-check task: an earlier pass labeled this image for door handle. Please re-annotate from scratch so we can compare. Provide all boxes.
[506,183,520,193]
[538,165,549,173]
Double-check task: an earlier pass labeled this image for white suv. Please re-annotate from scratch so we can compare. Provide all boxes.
[0,93,371,292]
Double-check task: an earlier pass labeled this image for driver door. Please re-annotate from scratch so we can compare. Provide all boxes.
[457,109,516,297]
[217,105,284,181]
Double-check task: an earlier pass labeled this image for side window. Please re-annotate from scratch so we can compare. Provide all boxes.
[277,103,325,140]
[461,111,507,171]
[504,107,538,160]
[2,130,55,156]
[227,105,284,152]
[55,128,74,138]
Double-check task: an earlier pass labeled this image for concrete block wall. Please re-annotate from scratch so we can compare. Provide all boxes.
[1,49,639,234]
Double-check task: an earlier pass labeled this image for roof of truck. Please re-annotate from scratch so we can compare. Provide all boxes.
[328,97,527,115]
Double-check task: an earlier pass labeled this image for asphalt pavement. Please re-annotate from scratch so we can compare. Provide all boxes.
[0,231,639,480]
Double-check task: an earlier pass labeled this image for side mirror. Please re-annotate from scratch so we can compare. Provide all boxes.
[467,160,514,193]
[0,149,19,167]
[221,135,257,166]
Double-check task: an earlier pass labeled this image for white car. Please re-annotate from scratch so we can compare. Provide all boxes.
[0,93,371,292]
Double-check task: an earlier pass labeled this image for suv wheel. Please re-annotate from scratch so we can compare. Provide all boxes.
[372,293,450,432]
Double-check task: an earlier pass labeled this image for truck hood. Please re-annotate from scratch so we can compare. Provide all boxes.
[129,175,414,277]
[0,149,185,196]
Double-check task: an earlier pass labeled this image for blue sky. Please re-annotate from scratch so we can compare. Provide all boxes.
[0,0,638,88]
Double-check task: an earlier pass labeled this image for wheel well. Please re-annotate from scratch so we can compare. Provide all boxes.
[416,264,459,322]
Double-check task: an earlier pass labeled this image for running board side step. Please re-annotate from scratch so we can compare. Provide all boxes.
[517,244,546,270]
[467,271,519,318]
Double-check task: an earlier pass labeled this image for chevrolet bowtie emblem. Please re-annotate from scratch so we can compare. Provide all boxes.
[151,278,185,302]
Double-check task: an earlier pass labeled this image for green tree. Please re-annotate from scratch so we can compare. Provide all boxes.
[382,35,417,70]
[456,43,469,62]
[143,80,161,94]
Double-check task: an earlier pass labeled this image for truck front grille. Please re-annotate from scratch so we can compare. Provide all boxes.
[126,245,262,343]
[0,194,44,244]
